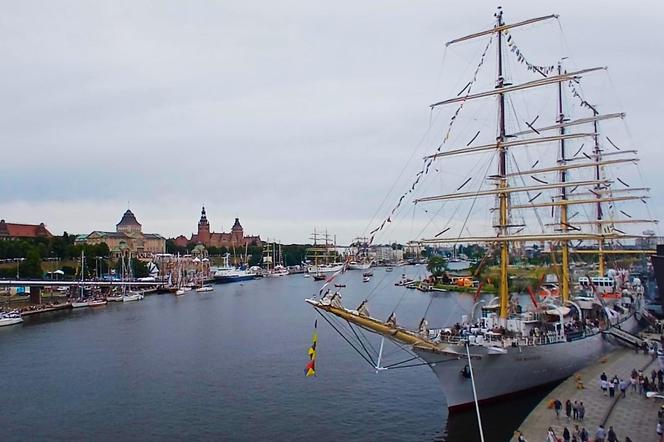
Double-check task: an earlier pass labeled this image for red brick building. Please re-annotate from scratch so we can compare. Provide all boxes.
[0,220,53,240]
[174,207,261,249]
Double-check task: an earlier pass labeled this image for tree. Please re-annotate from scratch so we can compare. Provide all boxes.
[21,247,43,278]
[427,255,446,277]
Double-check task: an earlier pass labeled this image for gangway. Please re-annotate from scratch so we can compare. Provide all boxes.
[602,327,645,349]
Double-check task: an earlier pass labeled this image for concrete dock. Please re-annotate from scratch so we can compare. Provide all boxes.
[511,347,661,442]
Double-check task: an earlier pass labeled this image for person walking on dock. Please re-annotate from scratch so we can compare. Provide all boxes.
[619,378,627,397]
[607,426,617,442]
[579,426,589,442]
[578,402,585,421]
[562,426,570,442]
[546,427,557,442]
[594,424,606,442]
[565,399,572,421]
[608,378,616,397]
[631,369,638,392]
[554,399,562,418]
[572,400,579,420]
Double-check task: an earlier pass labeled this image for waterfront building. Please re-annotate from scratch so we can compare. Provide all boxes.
[370,245,404,264]
[0,219,53,240]
[173,207,261,249]
[76,209,166,257]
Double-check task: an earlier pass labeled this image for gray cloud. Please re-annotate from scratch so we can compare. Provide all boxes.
[1,0,662,243]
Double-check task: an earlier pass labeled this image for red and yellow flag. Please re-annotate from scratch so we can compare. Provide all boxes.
[305,319,318,377]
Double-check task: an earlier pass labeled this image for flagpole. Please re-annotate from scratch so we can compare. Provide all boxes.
[466,342,485,442]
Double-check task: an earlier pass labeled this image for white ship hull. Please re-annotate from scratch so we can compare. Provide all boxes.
[71,301,89,309]
[0,316,23,327]
[307,264,344,274]
[414,314,642,412]
[348,261,373,270]
[122,293,144,302]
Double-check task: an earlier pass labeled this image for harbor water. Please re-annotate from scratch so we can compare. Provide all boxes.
[0,267,551,441]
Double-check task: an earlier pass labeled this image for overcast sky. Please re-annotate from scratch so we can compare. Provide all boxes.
[1,0,662,244]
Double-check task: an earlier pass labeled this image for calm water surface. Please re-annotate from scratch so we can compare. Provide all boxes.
[0,267,551,441]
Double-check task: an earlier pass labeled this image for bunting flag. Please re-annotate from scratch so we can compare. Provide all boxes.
[318,265,347,297]
[365,35,494,246]
[305,320,318,377]
[503,29,555,76]
[567,80,595,112]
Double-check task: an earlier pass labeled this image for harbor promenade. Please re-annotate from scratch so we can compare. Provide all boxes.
[511,347,661,442]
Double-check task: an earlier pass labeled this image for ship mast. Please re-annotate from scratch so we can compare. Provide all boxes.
[557,62,570,302]
[496,7,510,319]
[588,103,606,275]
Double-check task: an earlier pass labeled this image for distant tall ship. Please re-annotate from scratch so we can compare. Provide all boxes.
[308,8,655,411]
[306,230,344,275]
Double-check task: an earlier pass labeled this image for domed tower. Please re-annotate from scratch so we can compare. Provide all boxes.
[231,217,244,245]
[197,207,211,245]
[116,209,142,234]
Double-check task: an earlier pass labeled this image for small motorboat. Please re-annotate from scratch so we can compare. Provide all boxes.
[195,285,214,293]
[362,271,373,277]
[175,289,186,296]
[385,266,394,272]
[122,292,144,302]
[0,311,23,327]
[363,276,371,283]
[334,284,346,288]
[313,274,327,281]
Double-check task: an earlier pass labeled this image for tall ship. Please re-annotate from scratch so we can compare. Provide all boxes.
[305,229,344,275]
[307,9,656,411]
[262,240,289,277]
[347,237,374,270]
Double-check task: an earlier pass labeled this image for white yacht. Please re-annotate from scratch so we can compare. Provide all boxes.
[0,311,23,327]
[122,291,144,302]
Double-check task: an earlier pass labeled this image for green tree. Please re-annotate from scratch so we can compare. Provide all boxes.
[21,247,43,278]
[427,255,446,277]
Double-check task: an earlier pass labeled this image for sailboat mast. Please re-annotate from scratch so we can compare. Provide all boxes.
[496,8,510,319]
[557,62,571,301]
[590,104,605,275]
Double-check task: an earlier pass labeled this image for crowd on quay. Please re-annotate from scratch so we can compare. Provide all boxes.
[516,348,664,442]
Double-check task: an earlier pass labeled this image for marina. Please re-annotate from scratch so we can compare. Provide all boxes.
[1,2,662,441]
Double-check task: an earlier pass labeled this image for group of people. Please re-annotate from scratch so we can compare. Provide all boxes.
[542,424,626,442]
[553,399,586,420]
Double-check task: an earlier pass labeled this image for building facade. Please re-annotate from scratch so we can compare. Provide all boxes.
[174,207,261,249]
[0,220,53,240]
[76,210,166,256]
